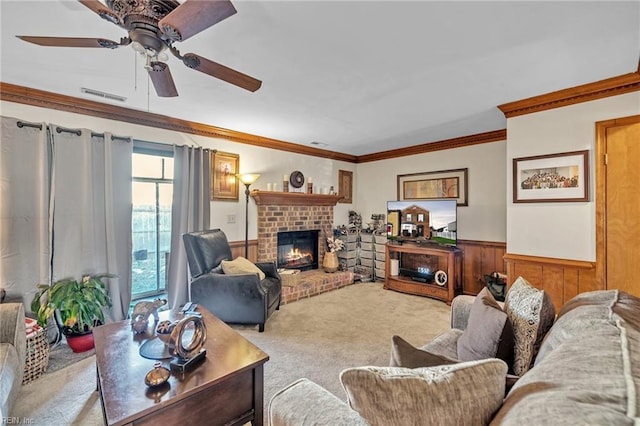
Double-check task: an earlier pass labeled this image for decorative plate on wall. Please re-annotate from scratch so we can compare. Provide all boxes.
[289,171,305,188]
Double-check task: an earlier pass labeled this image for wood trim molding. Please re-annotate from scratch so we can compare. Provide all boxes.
[1,82,506,163]
[503,253,594,270]
[503,252,599,311]
[498,69,640,118]
[456,239,506,248]
[0,82,358,163]
[594,114,640,291]
[250,190,342,206]
[356,129,506,163]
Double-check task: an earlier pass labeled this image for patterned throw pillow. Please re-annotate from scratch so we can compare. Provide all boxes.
[504,277,555,376]
[340,359,508,426]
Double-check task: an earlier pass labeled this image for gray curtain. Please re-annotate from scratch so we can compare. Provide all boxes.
[166,145,210,310]
[0,117,52,303]
[49,126,133,321]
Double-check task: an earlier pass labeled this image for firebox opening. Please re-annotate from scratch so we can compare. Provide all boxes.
[277,230,319,271]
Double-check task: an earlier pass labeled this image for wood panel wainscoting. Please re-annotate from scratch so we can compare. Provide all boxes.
[456,240,507,296]
[504,253,599,312]
[229,239,258,263]
[232,238,506,298]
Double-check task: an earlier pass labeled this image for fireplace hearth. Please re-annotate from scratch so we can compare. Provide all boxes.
[277,230,319,271]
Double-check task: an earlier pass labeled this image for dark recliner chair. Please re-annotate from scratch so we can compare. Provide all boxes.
[182,229,282,332]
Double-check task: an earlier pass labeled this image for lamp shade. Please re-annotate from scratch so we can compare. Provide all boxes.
[237,173,260,185]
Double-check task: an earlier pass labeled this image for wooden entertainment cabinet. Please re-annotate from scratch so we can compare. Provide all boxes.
[384,241,462,304]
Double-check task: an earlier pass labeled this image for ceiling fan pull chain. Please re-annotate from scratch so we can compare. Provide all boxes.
[134,50,138,92]
[147,72,150,113]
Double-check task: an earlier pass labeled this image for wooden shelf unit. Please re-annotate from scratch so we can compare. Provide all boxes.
[384,242,462,304]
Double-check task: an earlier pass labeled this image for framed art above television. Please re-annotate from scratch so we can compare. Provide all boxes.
[397,168,468,206]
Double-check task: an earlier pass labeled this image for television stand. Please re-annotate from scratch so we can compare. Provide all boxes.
[384,241,462,304]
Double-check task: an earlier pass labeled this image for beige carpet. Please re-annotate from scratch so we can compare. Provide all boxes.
[13,356,102,425]
[235,282,452,403]
[13,282,451,425]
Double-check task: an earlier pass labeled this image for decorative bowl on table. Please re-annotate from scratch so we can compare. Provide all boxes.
[155,320,175,344]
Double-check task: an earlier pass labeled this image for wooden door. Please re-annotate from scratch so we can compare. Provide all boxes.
[602,118,640,296]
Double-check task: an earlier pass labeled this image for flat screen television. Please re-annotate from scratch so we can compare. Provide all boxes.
[386,199,457,245]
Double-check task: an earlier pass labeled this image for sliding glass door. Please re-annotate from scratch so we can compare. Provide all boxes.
[132,152,173,299]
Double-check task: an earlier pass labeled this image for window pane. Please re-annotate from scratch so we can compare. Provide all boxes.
[131,150,173,299]
[158,183,173,291]
[133,153,163,179]
[163,158,174,180]
[132,181,159,296]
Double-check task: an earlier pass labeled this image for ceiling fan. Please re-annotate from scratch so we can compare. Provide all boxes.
[16,0,261,97]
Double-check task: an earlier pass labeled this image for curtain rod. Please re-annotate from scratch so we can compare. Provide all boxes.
[15,121,129,143]
[53,125,130,142]
[16,121,43,130]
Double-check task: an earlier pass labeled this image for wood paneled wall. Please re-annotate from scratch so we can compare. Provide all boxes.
[229,240,258,263]
[234,238,506,297]
[456,240,507,296]
[504,253,599,312]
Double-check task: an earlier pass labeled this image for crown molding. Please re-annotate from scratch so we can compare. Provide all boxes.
[498,68,640,118]
[1,82,509,163]
[0,82,357,163]
[356,129,507,163]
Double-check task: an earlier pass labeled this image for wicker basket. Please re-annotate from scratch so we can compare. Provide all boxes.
[280,270,301,287]
[23,326,49,384]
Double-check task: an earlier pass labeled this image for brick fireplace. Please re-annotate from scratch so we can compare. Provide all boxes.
[250,191,343,265]
[250,191,354,304]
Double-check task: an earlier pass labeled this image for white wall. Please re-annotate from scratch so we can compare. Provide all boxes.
[356,140,507,242]
[506,91,640,261]
[0,101,356,242]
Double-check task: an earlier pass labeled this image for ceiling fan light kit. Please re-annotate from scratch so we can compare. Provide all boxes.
[16,0,261,97]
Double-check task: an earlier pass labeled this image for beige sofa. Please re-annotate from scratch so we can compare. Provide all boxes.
[269,288,640,425]
[0,303,25,419]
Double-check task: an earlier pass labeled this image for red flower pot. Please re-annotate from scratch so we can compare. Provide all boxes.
[64,330,95,353]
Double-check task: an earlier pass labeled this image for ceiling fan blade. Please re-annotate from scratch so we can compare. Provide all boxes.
[159,0,237,42]
[148,62,178,97]
[16,36,129,49]
[182,53,261,92]
[77,0,122,26]
[78,0,107,14]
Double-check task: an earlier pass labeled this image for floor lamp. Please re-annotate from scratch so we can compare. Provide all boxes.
[238,173,260,258]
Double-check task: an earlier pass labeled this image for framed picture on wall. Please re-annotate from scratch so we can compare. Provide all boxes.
[513,150,589,203]
[338,170,353,203]
[398,168,468,206]
[211,151,239,201]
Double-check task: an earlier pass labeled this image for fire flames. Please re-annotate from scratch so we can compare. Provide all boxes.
[284,248,313,266]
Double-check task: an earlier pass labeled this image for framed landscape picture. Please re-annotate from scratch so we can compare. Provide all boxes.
[513,150,589,203]
[398,168,468,206]
[338,170,353,203]
[211,151,239,201]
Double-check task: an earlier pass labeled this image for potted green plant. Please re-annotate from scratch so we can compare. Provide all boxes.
[31,273,114,353]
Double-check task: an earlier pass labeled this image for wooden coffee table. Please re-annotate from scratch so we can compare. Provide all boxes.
[93,306,269,426]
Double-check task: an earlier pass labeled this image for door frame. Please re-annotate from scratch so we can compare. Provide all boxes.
[594,114,640,289]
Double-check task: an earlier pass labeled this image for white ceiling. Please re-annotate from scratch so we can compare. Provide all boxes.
[1,1,639,156]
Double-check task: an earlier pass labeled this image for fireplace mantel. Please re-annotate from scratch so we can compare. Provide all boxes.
[250,190,343,206]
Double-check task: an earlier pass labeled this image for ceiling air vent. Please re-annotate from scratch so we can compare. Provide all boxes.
[310,141,328,148]
[81,87,127,102]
